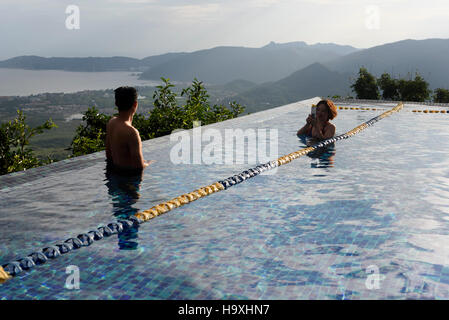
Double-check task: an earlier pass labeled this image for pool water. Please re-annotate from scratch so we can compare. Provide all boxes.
[1,97,449,299]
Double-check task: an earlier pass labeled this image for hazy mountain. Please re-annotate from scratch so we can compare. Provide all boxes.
[140,52,188,69]
[262,40,309,49]
[308,42,360,55]
[0,41,356,82]
[138,42,357,84]
[222,79,257,94]
[324,38,449,89]
[0,55,145,72]
[223,63,352,114]
[263,41,359,55]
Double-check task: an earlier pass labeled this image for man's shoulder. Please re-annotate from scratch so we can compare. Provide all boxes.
[120,124,140,140]
[108,118,137,133]
[107,116,118,128]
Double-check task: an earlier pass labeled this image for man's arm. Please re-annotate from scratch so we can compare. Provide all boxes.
[128,128,148,169]
[105,120,112,160]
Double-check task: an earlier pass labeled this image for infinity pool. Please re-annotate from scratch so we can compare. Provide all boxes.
[1,97,449,299]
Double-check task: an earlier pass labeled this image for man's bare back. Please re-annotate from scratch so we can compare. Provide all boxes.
[106,117,148,169]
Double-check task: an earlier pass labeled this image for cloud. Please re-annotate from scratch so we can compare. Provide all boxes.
[0,0,448,59]
[106,0,157,3]
[164,3,223,22]
[114,0,156,2]
[249,0,281,8]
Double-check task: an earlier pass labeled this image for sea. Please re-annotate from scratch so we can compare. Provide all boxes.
[0,68,161,96]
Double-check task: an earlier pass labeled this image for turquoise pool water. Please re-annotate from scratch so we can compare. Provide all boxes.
[1,98,449,299]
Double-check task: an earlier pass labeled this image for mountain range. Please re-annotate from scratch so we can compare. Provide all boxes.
[0,41,357,83]
[138,42,358,84]
[1,38,448,113]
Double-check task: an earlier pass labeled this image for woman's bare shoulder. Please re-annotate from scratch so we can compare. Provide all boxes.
[324,122,336,136]
[325,122,336,131]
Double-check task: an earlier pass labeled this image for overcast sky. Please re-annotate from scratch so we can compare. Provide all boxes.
[0,0,448,60]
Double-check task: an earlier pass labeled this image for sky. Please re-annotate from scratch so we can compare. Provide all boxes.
[0,0,448,60]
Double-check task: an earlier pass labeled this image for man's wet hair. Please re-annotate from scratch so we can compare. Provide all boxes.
[114,86,138,112]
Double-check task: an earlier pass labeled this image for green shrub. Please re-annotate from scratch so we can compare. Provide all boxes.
[351,67,380,100]
[70,107,111,157]
[433,88,449,103]
[377,73,400,100]
[0,110,56,175]
[397,73,431,102]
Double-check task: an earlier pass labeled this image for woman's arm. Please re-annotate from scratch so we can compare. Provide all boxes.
[297,115,313,135]
[297,123,311,135]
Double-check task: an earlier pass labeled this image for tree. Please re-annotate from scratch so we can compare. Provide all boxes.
[350,67,379,100]
[377,73,400,100]
[0,110,56,175]
[181,78,244,126]
[397,73,431,102]
[433,88,449,103]
[70,107,111,157]
[139,77,184,139]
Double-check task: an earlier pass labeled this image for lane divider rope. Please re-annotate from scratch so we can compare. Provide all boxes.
[338,106,387,111]
[410,109,447,113]
[0,102,404,283]
[338,106,447,113]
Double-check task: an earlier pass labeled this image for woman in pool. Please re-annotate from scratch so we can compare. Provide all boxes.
[297,99,337,140]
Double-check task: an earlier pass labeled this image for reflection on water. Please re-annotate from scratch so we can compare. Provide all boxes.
[297,134,336,168]
[104,161,142,250]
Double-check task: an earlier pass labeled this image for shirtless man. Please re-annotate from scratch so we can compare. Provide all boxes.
[106,86,153,171]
